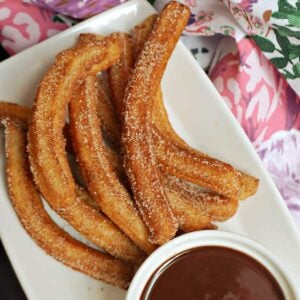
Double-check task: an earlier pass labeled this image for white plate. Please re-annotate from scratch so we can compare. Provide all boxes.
[0,0,299,299]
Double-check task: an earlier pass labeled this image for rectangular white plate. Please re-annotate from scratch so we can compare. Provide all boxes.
[0,0,299,299]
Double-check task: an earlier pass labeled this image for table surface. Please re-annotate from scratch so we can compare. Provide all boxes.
[0,45,27,299]
[0,241,27,300]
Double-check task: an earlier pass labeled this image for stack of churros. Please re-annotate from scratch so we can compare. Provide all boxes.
[0,1,259,289]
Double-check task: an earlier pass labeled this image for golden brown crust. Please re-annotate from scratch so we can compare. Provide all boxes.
[3,118,133,289]
[238,171,259,200]
[0,104,142,263]
[165,176,238,231]
[28,39,118,206]
[122,2,190,244]
[77,33,103,46]
[27,36,147,264]
[95,76,121,147]
[91,136,235,232]
[152,111,259,199]
[77,33,121,147]
[153,128,242,199]
[69,75,155,254]
[152,89,193,148]
[108,33,134,118]
[156,85,258,202]
[75,184,100,211]
[85,10,240,233]
[131,14,158,59]
[153,126,259,200]
[0,101,31,124]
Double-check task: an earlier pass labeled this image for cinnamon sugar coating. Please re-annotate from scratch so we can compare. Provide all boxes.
[69,75,155,255]
[122,2,191,244]
[3,119,133,289]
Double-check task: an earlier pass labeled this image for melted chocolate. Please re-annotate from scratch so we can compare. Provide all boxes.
[141,246,284,300]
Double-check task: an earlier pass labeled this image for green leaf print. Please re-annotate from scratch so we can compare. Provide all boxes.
[288,44,300,59]
[252,35,276,52]
[293,64,300,76]
[267,0,300,84]
[287,15,300,27]
[270,57,288,68]
[283,70,296,79]
[278,0,297,14]
[289,52,298,60]
[275,25,300,39]
[52,15,65,24]
[272,11,288,19]
[274,29,289,53]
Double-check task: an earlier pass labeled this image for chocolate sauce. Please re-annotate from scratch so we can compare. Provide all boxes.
[141,246,285,300]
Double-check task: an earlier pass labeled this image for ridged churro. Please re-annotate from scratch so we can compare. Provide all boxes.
[78,33,121,147]
[165,176,238,231]
[3,118,133,289]
[0,101,144,263]
[0,101,31,124]
[69,75,155,254]
[108,33,133,118]
[0,100,237,233]
[122,2,190,244]
[153,128,242,198]
[131,14,158,59]
[95,76,121,148]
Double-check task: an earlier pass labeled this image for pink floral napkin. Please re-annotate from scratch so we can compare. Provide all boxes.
[0,0,299,228]
[209,36,300,227]
[0,0,71,55]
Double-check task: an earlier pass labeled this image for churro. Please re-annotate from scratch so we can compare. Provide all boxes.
[69,75,155,254]
[95,76,121,148]
[3,118,133,289]
[108,33,133,118]
[153,128,241,198]
[165,176,238,231]
[132,14,158,59]
[78,33,121,147]
[0,102,144,262]
[0,101,31,124]
[122,2,190,244]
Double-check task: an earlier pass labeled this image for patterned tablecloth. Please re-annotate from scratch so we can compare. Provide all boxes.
[0,0,299,229]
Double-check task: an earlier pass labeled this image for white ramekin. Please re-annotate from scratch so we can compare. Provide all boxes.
[126,230,299,300]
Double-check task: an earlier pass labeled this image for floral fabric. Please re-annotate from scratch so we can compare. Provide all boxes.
[208,36,300,226]
[209,37,300,147]
[29,0,123,19]
[0,0,71,55]
[223,0,300,97]
[0,0,299,229]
